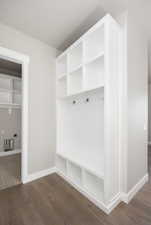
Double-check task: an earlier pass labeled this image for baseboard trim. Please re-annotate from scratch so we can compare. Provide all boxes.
[121,173,149,203]
[107,192,122,213]
[22,167,56,184]
[23,169,148,212]
[56,170,121,214]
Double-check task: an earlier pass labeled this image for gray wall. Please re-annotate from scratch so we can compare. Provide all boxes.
[116,11,148,193]
[148,83,151,143]
[127,12,148,192]
[0,108,21,151]
[0,22,58,174]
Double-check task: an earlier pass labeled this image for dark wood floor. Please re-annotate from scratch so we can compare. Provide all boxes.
[0,151,151,225]
[0,154,21,191]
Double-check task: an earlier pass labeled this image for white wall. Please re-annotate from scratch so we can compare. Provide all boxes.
[116,11,148,193]
[0,22,58,174]
[148,83,151,143]
[126,12,148,192]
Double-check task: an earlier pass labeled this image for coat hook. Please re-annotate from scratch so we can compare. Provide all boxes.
[86,98,89,102]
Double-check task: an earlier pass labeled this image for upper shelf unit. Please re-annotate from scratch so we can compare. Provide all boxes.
[56,14,121,213]
[56,19,106,98]
[0,74,22,108]
[84,56,104,90]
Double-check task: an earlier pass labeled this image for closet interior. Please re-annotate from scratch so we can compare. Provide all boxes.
[0,58,22,190]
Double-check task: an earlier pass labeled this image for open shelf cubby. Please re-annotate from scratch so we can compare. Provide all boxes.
[83,170,104,201]
[0,77,11,90]
[84,56,104,90]
[13,79,21,92]
[67,161,82,186]
[84,25,104,63]
[0,74,22,108]
[57,54,67,79]
[68,42,83,73]
[68,67,83,95]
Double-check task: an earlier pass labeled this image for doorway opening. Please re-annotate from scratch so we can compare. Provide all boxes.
[0,46,29,188]
[0,58,22,189]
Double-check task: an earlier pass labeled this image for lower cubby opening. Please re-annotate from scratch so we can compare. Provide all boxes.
[57,156,67,176]
[83,170,104,202]
[67,161,82,186]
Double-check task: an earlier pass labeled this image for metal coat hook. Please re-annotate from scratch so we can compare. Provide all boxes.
[86,98,90,103]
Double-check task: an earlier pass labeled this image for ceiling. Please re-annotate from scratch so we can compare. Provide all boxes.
[0,0,150,51]
[0,0,105,51]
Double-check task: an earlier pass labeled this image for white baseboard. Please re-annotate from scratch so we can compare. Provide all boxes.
[23,167,56,184]
[107,193,122,213]
[23,168,148,213]
[121,173,149,203]
[56,169,121,214]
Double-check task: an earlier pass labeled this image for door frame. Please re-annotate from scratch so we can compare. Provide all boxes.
[0,46,29,183]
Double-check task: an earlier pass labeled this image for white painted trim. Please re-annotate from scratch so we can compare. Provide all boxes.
[121,174,149,203]
[107,193,122,213]
[23,167,56,184]
[0,46,29,183]
[56,170,148,214]
[118,12,128,195]
[0,47,29,64]
[0,149,21,157]
[56,170,121,214]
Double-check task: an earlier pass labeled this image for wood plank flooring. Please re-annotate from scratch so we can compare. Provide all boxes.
[0,153,21,191]
[0,151,151,225]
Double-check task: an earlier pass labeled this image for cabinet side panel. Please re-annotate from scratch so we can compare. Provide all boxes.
[104,18,120,203]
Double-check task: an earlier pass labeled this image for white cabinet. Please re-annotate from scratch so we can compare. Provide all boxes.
[68,42,83,72]
[84,25,104,63]
[56,14,120,214]
[0,74,22,108]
